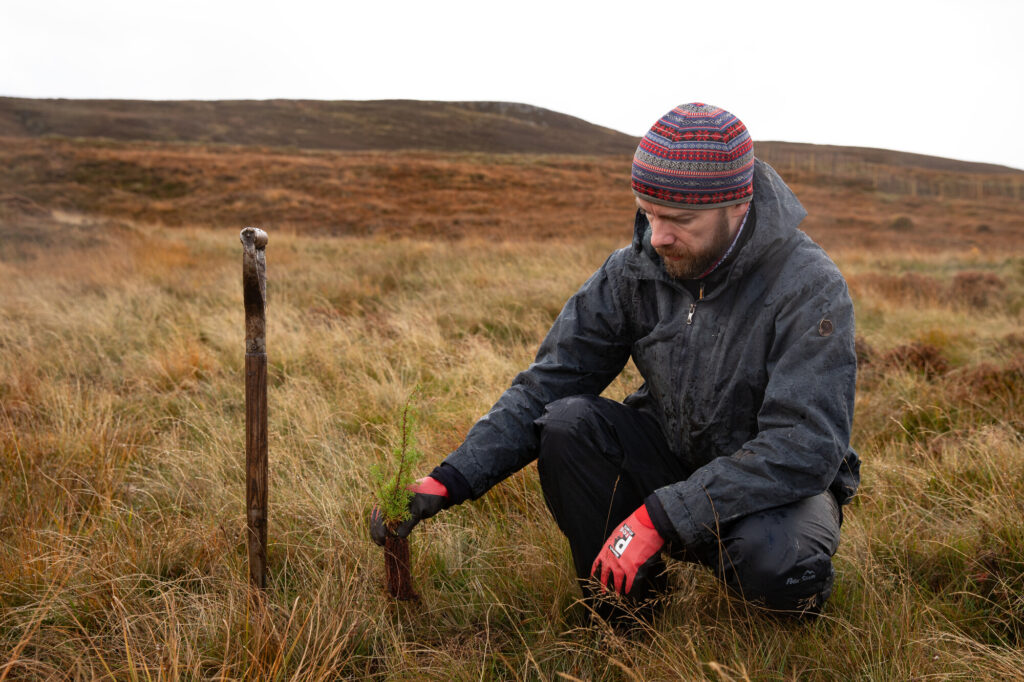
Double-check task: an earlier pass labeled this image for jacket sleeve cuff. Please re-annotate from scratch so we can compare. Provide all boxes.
[429,463,473,507]
[643,493,678,546]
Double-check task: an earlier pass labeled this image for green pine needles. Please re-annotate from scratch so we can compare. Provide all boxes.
[371,396,424,526]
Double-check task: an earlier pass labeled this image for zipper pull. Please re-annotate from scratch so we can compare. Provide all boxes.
[686,283,705,326]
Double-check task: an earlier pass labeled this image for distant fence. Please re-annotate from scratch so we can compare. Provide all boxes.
[757,148,1024,201]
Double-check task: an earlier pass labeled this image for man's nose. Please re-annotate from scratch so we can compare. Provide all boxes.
[649,220,675,248]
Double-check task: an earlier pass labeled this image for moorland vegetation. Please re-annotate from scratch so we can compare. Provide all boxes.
[0,100,1022,679]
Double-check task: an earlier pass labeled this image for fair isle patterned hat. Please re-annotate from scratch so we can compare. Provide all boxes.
[631,103,754,209]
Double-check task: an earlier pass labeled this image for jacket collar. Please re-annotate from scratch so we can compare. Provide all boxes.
[628,158,807,285]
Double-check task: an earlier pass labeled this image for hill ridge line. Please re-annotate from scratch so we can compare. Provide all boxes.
[2,96,1022,176]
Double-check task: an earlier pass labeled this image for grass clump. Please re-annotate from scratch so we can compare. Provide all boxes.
[889,215,915,231]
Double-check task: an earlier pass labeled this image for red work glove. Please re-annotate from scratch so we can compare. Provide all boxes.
[369,477,448,546]
[590,505,665,594]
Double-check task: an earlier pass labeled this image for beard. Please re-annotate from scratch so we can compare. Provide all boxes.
[655,209,734,280]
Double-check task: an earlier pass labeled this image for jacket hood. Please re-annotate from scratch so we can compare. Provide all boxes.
[629,159,808,283]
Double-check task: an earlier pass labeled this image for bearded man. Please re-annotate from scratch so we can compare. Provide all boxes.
[371,103,860,619]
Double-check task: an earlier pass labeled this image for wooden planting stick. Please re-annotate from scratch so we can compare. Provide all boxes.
[240,227,269,590]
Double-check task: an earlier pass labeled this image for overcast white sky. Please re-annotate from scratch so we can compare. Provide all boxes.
[3,0,1022,170]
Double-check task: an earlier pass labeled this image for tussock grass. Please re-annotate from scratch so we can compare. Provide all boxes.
[1,214,1023,679]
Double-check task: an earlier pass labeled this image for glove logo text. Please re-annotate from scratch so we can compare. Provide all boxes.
[610,523,635,558]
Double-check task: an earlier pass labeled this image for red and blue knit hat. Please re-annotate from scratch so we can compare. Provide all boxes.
[631,103,754,209]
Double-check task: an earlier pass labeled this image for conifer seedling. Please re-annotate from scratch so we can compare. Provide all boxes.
[371,398,423,600]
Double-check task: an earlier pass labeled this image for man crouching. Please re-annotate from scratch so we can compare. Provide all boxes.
[370,102,860,620]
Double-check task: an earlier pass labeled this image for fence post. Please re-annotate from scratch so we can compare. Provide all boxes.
[240,227,269,590]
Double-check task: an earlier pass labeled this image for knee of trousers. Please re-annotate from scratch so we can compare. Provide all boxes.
[535,395,609,477]
[714,531,836,615]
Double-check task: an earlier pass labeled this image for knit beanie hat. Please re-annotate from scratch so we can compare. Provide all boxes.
[631,103,754,209]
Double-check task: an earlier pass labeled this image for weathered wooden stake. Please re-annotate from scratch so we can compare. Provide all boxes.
[241,227,269,590]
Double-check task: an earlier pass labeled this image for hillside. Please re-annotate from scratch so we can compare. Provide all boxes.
[4,97,1023,176]
[0,97,638,155]
[1,98,1021,250]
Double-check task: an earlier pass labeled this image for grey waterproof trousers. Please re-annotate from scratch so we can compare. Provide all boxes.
[536,395,842,615]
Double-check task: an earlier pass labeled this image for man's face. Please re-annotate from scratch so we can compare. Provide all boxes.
[636,197,745,280]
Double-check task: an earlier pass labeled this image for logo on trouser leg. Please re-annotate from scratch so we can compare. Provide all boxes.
[610,524,635,558]
[785,569,817,586]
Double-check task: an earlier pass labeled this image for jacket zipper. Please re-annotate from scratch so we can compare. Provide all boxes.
[686,282,705,325]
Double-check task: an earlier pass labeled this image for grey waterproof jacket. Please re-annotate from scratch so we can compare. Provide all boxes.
[442,159,860,548]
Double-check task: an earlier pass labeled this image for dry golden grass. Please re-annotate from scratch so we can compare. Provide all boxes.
[1,163,1023,678]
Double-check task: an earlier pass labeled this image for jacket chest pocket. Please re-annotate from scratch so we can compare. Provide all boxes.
[632,321,686,378]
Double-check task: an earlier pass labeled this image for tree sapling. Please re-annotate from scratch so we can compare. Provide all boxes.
[371,399,424,600]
